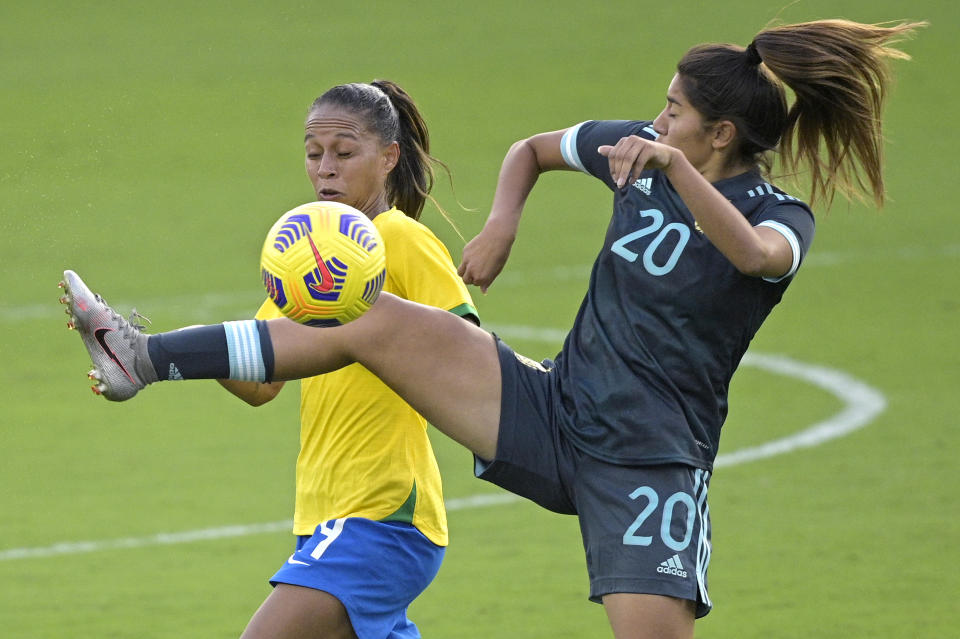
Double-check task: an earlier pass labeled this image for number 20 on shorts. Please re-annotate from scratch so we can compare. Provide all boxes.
[622,485,696,552]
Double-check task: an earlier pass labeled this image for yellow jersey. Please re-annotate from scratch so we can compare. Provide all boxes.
[256,208,477,545]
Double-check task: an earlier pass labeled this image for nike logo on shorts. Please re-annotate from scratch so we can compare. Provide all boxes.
[287,554,310,566]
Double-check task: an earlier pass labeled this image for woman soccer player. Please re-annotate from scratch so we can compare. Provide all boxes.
[228,81,478,639]
[90,80,478,639]
[61,19,922,639]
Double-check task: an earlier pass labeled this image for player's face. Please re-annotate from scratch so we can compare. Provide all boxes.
[652,74,715,171]
[304,105,399,217]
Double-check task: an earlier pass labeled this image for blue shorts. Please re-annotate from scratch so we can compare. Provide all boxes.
[476,337,713,617]
[270,518,445,639]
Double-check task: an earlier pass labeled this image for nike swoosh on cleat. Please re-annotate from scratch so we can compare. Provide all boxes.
[94,327,136,384]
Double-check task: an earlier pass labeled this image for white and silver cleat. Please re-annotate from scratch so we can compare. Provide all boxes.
[59,270,155,401]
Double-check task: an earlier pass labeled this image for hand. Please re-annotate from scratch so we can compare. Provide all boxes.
[598,135,677,189]
[458,219,516,294]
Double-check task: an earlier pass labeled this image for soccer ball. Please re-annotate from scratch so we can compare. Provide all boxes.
[260,201,386,326]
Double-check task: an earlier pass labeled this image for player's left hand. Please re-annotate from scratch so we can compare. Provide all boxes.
[459,218,515,294]
[598,135,677,189]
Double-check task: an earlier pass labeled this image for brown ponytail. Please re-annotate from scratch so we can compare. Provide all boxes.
[369,79,444,220]
[678,19,926,208]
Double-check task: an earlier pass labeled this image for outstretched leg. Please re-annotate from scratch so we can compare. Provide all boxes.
[266,292,502,460]
[61,270,502,460]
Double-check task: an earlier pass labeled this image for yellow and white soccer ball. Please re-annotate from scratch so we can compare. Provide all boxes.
[260,201,386,326]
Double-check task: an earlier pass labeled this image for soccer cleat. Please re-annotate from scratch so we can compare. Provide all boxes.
[59,270,157,401]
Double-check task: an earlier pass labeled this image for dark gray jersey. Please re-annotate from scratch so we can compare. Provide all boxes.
[554,120,815,469]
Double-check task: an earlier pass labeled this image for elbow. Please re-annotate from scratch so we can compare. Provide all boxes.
[510,138,542,172]
[732,248,780,279]
[734,259,769,279]
[731,225,798,279]
[736,257,791,280]
[514,133,558,174]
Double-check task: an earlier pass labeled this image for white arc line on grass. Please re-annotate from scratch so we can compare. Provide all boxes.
[489,328,887,468]
[714,352,886,468]
[0,327,886,562]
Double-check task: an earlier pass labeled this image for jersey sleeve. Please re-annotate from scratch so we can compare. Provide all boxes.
[755,203,816,282]
[254,297,284,320]
[378,215,479,324]
[560,120,658,190]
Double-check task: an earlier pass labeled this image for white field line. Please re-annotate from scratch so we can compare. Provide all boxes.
[714,352,886,468]
[0,494,519,562]
[0,323,885,562]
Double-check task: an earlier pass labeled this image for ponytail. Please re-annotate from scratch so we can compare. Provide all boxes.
[678,19,925,207]
[755,20,925,207]
[369,79,440,219]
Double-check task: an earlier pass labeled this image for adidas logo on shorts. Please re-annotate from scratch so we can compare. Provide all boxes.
[657,554,688,578]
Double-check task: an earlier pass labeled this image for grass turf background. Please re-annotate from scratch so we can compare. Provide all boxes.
[1,1,956,636]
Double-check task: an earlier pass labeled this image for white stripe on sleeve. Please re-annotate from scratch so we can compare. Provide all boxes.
[560,121,588,173]
[757,220,802,282]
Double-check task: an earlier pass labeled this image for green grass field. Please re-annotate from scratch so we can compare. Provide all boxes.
[2,1,957,637]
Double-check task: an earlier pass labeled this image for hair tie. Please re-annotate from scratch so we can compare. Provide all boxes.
[745,42,762,65]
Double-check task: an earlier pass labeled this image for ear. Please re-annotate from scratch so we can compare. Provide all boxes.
[711,120,737,151]
[382,141,400,174]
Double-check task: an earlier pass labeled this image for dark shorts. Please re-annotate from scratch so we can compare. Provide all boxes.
[475,337,713,617]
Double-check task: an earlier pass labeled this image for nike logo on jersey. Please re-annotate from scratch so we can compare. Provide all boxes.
[305,232,335,294]
[94,328,135,383]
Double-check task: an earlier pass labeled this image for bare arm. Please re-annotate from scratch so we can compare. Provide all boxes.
[217,379,285,407]
[458,129,575,292]
[600,136,794,278]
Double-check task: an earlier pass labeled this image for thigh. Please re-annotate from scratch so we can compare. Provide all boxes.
[603,593,695,639]
[269,293,502,460]
[474,336,579,514]
[575,461,713,618]
[241,584,356,639]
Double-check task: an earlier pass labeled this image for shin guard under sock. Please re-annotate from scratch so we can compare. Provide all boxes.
[145,320,274,382]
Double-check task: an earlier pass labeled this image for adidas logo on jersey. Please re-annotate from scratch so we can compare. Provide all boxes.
[632,177,653,195]
[657,554,688,578]
[168,363,184,381]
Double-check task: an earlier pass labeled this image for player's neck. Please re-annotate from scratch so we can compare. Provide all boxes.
[700,155,754,185]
